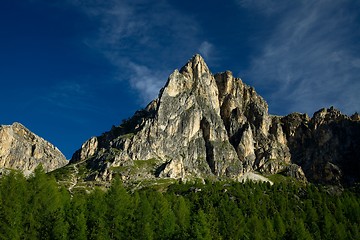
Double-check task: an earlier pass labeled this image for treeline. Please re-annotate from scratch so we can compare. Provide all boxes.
[1,168,360,240]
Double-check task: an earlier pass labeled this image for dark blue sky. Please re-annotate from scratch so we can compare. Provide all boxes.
[1,0,360,159]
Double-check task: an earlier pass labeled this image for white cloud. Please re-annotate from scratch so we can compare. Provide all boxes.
[127,62,167,104]
[198,41,214,60]
[68,0,201,104]
[241,0,360,115]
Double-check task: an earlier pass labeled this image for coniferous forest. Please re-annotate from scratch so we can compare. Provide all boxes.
[1,167,360,240]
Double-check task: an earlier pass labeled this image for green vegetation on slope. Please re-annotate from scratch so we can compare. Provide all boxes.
[0,168,360,239]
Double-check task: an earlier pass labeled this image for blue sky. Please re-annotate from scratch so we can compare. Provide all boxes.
[1,0,359,159]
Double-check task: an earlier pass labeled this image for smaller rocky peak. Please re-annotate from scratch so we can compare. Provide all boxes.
[311,107,347,128]
[313,106,342,119]
[350,112,360,121]
[2,122,35,142]
[0,122,67,174]
[3,122,24,132]
[11,122,25,129]
[70,136,98,164]
[282,112,310,125]
[179,54,211,81]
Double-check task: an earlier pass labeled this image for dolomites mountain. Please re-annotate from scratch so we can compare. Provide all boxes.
[69,54,360,186]
[0,122,67,175]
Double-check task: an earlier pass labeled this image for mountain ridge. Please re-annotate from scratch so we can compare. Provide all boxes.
[1,54,358,188]
[68,54,360,187]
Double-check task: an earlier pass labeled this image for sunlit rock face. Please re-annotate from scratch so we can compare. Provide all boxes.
[0,122,67,175]
[70,54,360,186]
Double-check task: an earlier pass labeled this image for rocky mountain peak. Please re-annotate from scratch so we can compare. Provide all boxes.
[179,54,211,81]
[0,122,67,175]
[69,54,360,187]
[160,54,221,116]
[351,112,360,121]
[312,107,347,128]
[70,54,293,183]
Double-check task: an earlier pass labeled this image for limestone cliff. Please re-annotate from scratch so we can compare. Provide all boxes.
[70,55,292,183]
[70,54,359,186]
[0,122,67,175]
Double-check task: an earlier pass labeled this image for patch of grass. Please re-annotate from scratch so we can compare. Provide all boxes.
[110,165,130,175]
[111,158,162,176]
[267,173,304,186]
[132,178,179,192]
[49,165,73,181]
[267,174,289,183]
[78,163,93,179]
[133,158,159,168]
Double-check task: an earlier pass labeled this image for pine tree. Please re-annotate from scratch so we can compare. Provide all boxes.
[173,196,191,239]
[67,194,87,240]
[106,177,133,240]
[133,192,154,240]
[25,166,69,239]
[273,213,286,238]
[263,217,276,240]
[86,188,109,240]
[245,215,263,240]
[51,186,70,240]
[294,219,312,240]
[148,191,176,240]
[191,209,212,240]
[0,171,27,240]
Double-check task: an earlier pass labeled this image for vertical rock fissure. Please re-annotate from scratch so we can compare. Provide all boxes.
[213,73,242,160]
[200,118,215,174]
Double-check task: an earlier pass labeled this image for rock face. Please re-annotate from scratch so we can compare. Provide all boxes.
[0,122,67,175]
[282,107,360,185]
[70,54,360,186]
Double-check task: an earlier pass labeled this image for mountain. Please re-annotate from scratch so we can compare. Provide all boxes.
[68,54,360,187]
[0,122,67,175]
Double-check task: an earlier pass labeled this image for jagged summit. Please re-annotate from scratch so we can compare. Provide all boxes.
[69,55,360,187]
[69,55,293,183]
[179,54,211,80]
[0,122,67,175]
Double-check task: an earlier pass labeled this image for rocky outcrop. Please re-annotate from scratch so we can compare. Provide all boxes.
[70,54,360,186]
[70,55,293,183]
[282,107,360,185]
[214,71,291,174]
[0,122,67,175]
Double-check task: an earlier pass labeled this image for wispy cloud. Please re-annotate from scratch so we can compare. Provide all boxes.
[68,0,201,105]
[240,0,360,115]
[127,62,168,104]
[236,0,292,15]
[42,82,101,114]
[198,41,214,60]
